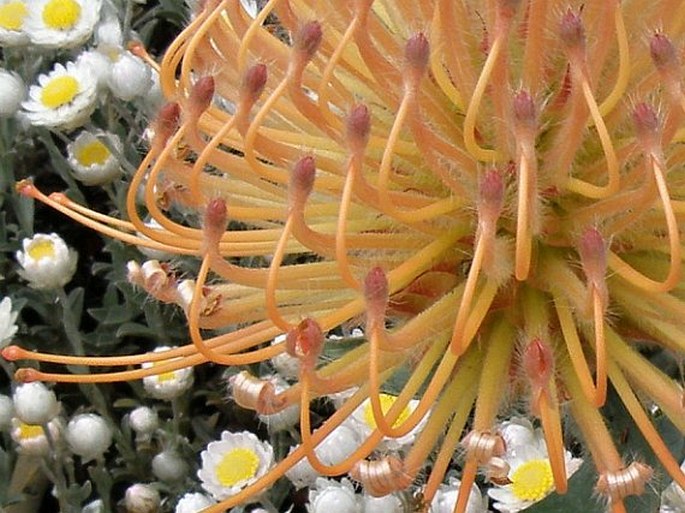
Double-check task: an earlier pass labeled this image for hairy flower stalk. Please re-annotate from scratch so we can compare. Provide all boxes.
[6,0,685,511]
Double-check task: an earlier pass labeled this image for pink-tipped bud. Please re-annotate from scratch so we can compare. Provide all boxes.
[497,0,520,20]
[294,21,323,61]
[649,32,678,71]
[289,155,316,207]
[154,102,181,146]
[405,32,430,74]
[240,63,268,105]
[346,103,371,153]
[578,226,607,282]
[513,89,536,129]
[285,318,324,368]
[364,266,389,325]
[522,337,554,390]
[632,102,661,146]
[478,169,505,225]
[189,76,215,116]
[559,8,585,49]
[203,198,228,246]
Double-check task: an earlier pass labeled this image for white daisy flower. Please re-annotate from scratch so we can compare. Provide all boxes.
[487,417,583,513]
[660,459,685,513]
[430,477,489,513]
[10,416,62,455]
[346,392,427,451]
[16,233,78,290]
[286,423,362,489]
[175,492,215,513]
[0,296,18,348]
[142,346,194,400]
[67,130,122,185]
[308,478,361,513]
[0,68,26,117]
[198,430,274,501]
[22,61,97,130]
[24,0,102,49]
[0,0,29,46]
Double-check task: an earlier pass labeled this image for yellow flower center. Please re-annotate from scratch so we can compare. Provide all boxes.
[0,1,27,31]
[363,393,412,429]
[76,140,110,166]
[215,447,259,487]
[41,75,79,109]
[42,0,81,30]
[27,239,56,261]
[510,458,554,502]
[19,422,45,440]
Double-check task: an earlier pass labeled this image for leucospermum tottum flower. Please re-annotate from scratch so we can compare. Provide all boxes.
[6,1,685,512]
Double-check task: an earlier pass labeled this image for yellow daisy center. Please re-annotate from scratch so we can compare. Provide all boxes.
[27,239,56,261]
[41,75,80,109]
[42,0,81,30]
[0,1,27,31]
[215,447,259,486]
[19,422,45,440]
[76,140,110,167]
[363,393,412,429]
[510,458,554,502]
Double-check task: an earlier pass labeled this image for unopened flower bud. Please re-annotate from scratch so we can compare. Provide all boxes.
[559,8,585,50]
[0,69,25,117]
[649,32,677,71]
[405,32,430,74]
[124,484,160,513]
[129,406,159,440]
[346,103,371,153]
[289,155,316,207]
[13,382,59,425]
[188,76,215,118]
[66,413,113,462]
[240,63,268,106]
[108,51,153,101]
[152,450,189,482]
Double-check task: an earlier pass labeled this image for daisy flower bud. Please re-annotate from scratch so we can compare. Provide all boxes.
[13,382,59,425]
[0,296,18,348]
[95,15,122,48]
[309,478,361,513]
[11,416,62,455]
[142,346,194,400]
[0,68,25,117]
[128,406,159,441]
[15,233,78,290]
[431,478,489,513]
[22,61,97,130]
[152,450,189,482]
[174,493,215,513]
[76,49,111,89]
[198,430,274,500]
[67,130,122,186]
[108,51,152,101]
[362,491,406,513]
[270,333,301,379]
[124,484,161,513]
[0,394,14,430]
[66,413,113,462]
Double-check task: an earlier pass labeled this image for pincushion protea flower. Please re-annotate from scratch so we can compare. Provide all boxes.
[5,0,685,511]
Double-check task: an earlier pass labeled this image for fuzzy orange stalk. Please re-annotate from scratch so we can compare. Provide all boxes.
[6,0,685,511]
